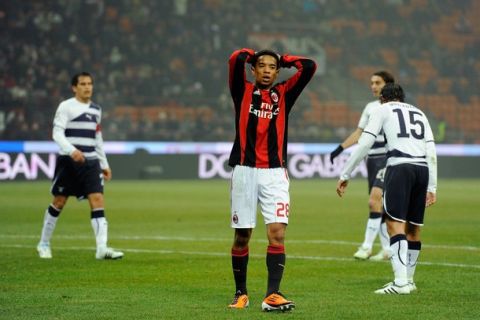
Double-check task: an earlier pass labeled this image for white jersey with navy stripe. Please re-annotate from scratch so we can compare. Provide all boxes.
[364,101,435,167]
[358,100,386,156]
[52,97,109,169]
[340,101,437,193]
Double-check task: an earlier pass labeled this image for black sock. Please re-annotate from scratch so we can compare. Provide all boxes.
[369,211,382,219]
[231,247,249,294]
[266,245,285,296]
[408,240,422,251]
[48,204,61,217]
[91,209,105,219]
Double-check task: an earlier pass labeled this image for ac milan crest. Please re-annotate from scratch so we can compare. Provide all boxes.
[270,92,278,103]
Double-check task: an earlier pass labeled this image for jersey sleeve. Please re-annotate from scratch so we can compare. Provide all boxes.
[340,132,376,181]
[282,55,317,113]
[228,48,254,106]
[52,102,76,155]
[424,116,437,193]
[94,108,109,169]
[339,107,384,180]
[95,129,109,169]
[362,106,384,138]
[357,103,370,129]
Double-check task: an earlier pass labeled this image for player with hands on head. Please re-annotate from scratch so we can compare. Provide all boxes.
[331,71,395,261]
[227,48,316,311]
[336,83,437,294]
[37,72,123,260]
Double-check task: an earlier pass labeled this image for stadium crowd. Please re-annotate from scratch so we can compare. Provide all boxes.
[1,0,479,142]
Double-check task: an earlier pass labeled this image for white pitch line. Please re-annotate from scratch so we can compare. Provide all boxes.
[0,234,478,251]
[2,244,480,270]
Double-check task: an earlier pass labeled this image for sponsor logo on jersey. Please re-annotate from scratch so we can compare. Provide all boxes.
[249,102,280,119]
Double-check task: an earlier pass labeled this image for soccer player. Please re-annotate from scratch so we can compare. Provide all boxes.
[336,83,437,294]
[330,71,395,261]
[37,72,123,260]
[227,48,316,311]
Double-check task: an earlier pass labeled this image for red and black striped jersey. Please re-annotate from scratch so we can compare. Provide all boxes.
[228,48,316,168]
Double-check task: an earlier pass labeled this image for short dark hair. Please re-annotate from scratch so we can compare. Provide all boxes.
[373,70,395,84]
[380,83,405,102]
[71,72,93,86]
[251,50,280,69]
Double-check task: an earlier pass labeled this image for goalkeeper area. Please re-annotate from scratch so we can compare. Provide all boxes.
[1,179,479,319]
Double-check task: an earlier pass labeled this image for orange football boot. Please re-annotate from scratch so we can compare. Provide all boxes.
[228,291,249,309]
[261,292,295,312]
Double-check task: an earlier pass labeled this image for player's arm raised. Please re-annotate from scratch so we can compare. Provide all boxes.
[228,48,255,103]
[282,54,317,112]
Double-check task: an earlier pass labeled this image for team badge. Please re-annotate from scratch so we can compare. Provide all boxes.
[270,92,278,103]
[232,213,238,224]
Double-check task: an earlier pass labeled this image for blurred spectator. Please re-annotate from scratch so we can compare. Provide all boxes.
[0,0,478,143]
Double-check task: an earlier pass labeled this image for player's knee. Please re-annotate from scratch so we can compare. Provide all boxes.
[406,223,421,240]
[368,197,382,211]
[368,189,383,211]
[386,220,404,236]
[234,229,251,248]
[268,236,284,246]
[52,196,67,210]
[267,225,286,245]
[88,193,104,208]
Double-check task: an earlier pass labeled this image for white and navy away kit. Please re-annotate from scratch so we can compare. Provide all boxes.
[51,97,109,199]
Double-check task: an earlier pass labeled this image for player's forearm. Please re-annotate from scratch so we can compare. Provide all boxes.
[340,128,363,149]
[228,49,254,94]
[282,55,316,77]
[95,132,110,170]
[340,133,374,181]
[282,55,316,100]
[281,54,314,68]
[52,126,76,155]
[228,48,254,68]
[426,141,437,193]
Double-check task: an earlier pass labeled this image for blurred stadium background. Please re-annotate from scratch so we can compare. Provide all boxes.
[1,3,479,318]
[1,0,479,144]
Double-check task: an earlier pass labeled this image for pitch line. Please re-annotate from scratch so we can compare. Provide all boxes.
[2,244,480,270]
[0,234,478,252]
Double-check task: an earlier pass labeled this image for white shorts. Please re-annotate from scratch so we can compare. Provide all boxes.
[230,165,290,228]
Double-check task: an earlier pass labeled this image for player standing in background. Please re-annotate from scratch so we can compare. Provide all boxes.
[37,72,123,260]
[336,83,437,294]
[330,71,395,261]
[227,48,316,311]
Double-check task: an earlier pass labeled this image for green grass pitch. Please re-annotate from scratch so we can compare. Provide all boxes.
[0,179,479,319]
